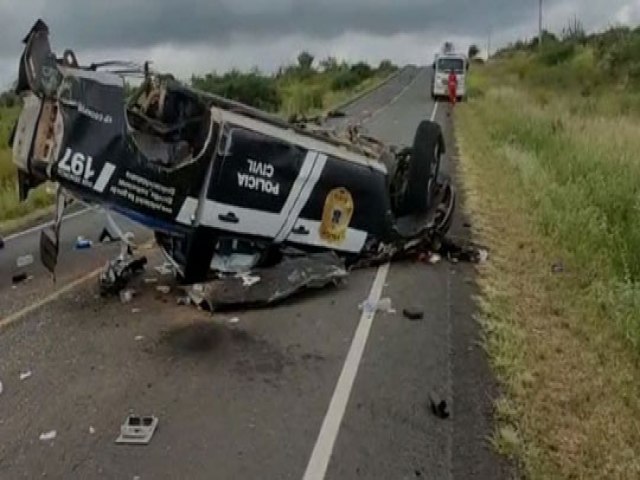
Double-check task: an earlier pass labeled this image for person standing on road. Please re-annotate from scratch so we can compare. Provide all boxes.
[448,69,458,107]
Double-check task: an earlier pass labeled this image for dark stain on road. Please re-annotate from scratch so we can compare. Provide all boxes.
[156,321,328,385]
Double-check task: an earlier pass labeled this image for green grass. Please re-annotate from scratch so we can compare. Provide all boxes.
[457,62,640,478]
[278,71,390,117]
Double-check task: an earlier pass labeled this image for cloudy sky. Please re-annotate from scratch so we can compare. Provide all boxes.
[1,0,639,87]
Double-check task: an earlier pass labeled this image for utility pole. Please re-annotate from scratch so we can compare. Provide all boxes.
[538,0,543,50]
[487,28,492,59]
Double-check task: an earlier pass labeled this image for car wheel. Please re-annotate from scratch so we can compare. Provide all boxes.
[403,120,444,213]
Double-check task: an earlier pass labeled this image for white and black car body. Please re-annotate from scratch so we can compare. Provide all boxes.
[11,21,455,285]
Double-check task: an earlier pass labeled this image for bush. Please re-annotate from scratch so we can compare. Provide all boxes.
[280,84,324,116]
[539,42,576,66]
[192,70,281,112]
[330,70,361,91]
[350,62,374,82]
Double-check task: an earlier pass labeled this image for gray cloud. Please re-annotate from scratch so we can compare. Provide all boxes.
[0,0,638,86]
[0,0,542,54]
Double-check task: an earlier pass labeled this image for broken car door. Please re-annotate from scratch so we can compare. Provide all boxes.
[202,110,326,243]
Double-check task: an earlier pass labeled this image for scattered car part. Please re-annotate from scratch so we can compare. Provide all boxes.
[429,393,450,419]
[16,254,34,268]
[99,228,115,243]
[119,289,135,304]
[402,307,424,320]
[189,252,347,311]
[99,256,147,296]
[176,296,191,306]
[154,263,174,276]
[39,430,57,441]
[115,415,159,445]
[12,273,28,284]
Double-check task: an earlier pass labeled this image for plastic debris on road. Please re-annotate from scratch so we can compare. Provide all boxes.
[19,370,32,381]
[16,254,34,268]
[119,289,135,304]
[228,317,240,325]
[154,263,174,276]
[143,277,158,284]
[156,285,171,294]
[428,253,442,264]
[39,430,57,441]
[134,335,144,341]
[359,297,396,314]
[89,426,96,434]
[176,296,191,306]
[75,236,93,249]
[131,308,141,313]
[115,415,159,445]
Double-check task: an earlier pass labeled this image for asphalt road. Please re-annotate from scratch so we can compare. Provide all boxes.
[0,67,511,480]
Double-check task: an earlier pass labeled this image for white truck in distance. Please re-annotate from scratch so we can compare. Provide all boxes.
[431,53,468,101]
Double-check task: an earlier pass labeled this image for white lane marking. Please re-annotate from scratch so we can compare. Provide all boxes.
[3,208,90,242]
[431,100,439,121]
[302,262,390,480]
[302,80,441,480]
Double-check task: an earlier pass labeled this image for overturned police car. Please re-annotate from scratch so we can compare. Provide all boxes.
[11,21,456,290]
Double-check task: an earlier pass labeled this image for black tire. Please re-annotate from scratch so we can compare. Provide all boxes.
[403,120,444,213]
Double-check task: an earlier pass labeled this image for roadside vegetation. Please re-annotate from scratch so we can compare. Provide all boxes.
[458,21,640,479]
[0,52,396,231]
